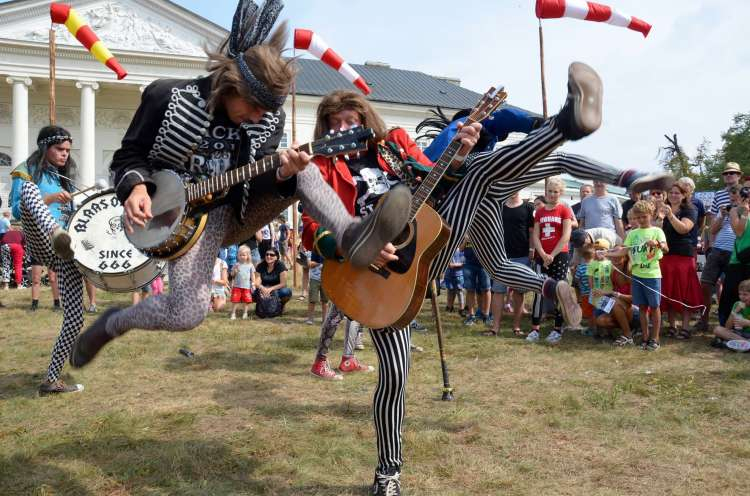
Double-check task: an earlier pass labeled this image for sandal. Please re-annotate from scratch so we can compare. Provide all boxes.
[665,326,679,338]
[614,335,634,347]
[481,330,498,337]
[675,328,692,340]
[512,328,526,337]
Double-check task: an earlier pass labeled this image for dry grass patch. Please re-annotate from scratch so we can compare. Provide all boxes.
[1,288,749,495]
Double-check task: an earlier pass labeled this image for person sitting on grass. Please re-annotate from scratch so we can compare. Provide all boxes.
[211,256,229,312]
[713,278,750,346]
[606,200,668,351]
[304,252,328,325]
[575,243,595,334]
[253,247,291,314]
[230,245,255,320]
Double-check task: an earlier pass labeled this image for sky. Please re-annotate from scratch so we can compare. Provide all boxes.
[5,0,749,171]
[174,0,750,171]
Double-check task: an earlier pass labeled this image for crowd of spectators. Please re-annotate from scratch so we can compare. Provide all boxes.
[438,163,750,351]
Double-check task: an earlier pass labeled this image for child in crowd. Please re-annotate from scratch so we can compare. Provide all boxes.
[588,238,614,338]
[713,278,750,345]
[305,252,328,324]
[211,256,229,312]
[528,176,574,344]
[575,244,595,333]
[608,200,667,350]
[444,248,465,313]
[230,245,255,320]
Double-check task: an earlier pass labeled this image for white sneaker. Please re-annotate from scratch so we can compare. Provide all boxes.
[526,330,540,343]
[242,313,248,320]
[230,314,236,320]
[546,330,563,344]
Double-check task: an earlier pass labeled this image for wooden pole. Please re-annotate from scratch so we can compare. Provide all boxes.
[538,18,548,119]
[291,47,299,289]
[538,18,549,193]
[49,26,57,125]
[429,281,454,401]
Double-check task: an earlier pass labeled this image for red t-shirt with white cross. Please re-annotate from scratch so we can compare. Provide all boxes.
[534,203,573,255]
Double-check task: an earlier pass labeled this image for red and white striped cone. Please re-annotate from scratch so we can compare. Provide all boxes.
[294,29,371,95]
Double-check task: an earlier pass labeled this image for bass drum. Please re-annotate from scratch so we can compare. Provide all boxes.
[67,190,165,292]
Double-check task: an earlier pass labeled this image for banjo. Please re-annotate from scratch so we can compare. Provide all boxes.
[126,128,375,260]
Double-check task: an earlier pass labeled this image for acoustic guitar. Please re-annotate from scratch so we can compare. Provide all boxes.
[125,128,375,260]
[322,87,507,329]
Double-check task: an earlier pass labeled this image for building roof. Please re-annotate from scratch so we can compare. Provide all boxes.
[293,58,483,109]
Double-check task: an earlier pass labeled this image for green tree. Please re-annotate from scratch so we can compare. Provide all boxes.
[720,112,750,167]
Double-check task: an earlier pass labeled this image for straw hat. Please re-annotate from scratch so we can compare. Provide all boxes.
[722,162,742,175]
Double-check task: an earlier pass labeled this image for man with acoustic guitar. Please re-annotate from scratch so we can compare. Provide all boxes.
[301,61,613,495]
[70,2,411,365]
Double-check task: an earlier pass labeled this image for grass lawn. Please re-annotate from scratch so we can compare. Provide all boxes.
[1,287,749,495]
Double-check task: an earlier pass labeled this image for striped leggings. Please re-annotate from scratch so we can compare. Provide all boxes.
[19,182,84,383]
[374,118,577,472]
[467,151,623,294]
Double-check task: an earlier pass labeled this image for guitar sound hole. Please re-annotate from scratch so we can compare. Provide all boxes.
[393,222,414,249]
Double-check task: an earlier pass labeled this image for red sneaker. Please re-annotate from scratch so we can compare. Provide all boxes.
[310,357,343,381]
[339,356,374,374]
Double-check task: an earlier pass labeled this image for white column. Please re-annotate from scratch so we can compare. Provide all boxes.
[5,77,32,167]
[76,81,99,187]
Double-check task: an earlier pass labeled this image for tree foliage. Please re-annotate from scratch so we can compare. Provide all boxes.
[660,112,750,191]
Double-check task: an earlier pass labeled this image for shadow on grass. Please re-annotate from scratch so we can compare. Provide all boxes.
[163,350,298,373]
[212,377,371,419]
[0,372,45,400]
[1,436,268,495]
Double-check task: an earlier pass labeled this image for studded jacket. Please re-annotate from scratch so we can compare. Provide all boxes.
[110,75,295,220]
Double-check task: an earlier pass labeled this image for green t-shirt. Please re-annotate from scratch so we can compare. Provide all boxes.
[624,227,666,278]
[730,301,750,336]
[587,259,613,306]
[729,218,750,265]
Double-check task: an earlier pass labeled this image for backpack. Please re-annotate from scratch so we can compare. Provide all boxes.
[255,292,283,318]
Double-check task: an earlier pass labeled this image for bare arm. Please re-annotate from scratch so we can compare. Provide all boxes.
[550,218,573,258]
[614,219,625,239]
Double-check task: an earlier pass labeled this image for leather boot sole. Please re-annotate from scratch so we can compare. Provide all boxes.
[556,281,582,328]
[629,173,675,194]
[346,185,412,268]
[568,62,603,137]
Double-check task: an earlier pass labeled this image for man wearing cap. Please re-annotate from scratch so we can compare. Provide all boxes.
[697,162,744,331]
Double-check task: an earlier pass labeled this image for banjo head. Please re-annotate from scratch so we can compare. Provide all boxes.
[125,170,187,250]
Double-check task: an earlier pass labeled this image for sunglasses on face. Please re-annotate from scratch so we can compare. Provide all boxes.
[723,172,741,176]
[265,253,277,257]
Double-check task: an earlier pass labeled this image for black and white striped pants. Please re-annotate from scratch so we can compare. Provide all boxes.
[468,151,623,294]
[19,181,84,383]
[373,118,574,473]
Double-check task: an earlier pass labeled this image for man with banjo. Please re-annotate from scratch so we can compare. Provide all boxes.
[70,1,412,367]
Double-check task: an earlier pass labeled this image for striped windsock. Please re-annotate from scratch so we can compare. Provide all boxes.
[536,0,651,38]
[294,29,371,95]
[50,2,128,79]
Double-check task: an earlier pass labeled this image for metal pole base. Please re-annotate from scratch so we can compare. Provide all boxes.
[441,388,454,401]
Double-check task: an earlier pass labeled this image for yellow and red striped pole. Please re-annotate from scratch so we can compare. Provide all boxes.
[50,2,127,80]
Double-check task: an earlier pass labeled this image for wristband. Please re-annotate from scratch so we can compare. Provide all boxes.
[453,153,467,163]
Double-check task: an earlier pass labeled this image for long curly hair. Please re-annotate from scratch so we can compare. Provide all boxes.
[27,125,76,193]
[205,21,296,112]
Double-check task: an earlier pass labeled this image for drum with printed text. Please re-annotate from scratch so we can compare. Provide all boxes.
[67,190,165,292]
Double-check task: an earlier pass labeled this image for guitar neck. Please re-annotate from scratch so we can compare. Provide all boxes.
[408,139,463,221]
[186,142,314,202]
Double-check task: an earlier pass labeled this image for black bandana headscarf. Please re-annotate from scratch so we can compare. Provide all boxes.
[227,0,286,110]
